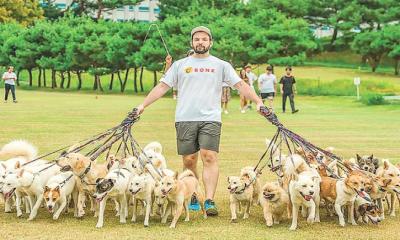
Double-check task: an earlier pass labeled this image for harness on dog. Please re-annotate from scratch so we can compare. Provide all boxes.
[25,162,58,187]
[59,174,74,188]
[234,175,257,195]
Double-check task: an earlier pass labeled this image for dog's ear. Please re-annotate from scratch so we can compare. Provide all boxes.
[44,186,50,192]
[241,173,250,180]
[174,172,178,180]
[54,186,60,192]
[96,178,103,184]
[17,168,24,178]
[110,179,116,186]
[15,161,20,169]
[369,154,374,160]
[358,204,367,216]
[356,154,362,162]
[227,176,231,183]
[384,161,390,170]
[1,162,6,170]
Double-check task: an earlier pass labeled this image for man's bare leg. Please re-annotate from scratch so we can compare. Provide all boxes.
[200,149,218,200]
[183,152,199,178]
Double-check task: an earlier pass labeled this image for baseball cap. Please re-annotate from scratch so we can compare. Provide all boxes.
[266,65,273,71]
[191,26,212,40]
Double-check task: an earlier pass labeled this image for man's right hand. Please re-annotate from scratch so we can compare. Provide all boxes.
[136,104,145,115]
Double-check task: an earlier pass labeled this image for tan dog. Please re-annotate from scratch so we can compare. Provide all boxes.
[227,167,260,222]
[320,164,367,227]
[160,170,206,228]
[260,181,290,227]
[58,152,108,217]
[376,159,400,216]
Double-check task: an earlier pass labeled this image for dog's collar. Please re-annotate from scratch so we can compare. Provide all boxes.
[79,162,92,179]
[234,183,249,195]
[59,174,74,188]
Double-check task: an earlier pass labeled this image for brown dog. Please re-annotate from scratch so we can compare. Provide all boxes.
[260,181,290,227]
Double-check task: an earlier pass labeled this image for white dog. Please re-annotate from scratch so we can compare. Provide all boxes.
[93,168,132,228]
[129,173,156,227]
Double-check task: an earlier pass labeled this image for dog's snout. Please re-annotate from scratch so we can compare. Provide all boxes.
[360,188,365,192]
[309,191,314,195]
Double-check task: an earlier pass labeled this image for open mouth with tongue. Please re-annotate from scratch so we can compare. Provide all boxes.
[300,192,313,201]
[4,188,15,200]
[228,186,238,194]
[47,206,54,213]
[161,188,172,196]
[130,188,141,195]
[95,194,107,203]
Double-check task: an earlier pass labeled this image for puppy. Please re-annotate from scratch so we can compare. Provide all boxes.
[227,167,260,222]
[43,171,78,219]
[93,167,132,228]
[160,170,206,228]
[376,159,400,216]
[356,154,379,173]
[2,162,60,220]
[129,173,156,227]
[260,181,290,227]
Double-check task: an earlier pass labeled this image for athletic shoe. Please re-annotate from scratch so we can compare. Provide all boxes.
[292,109,299,114]
[204,199,218,216]
[188,194,200,211]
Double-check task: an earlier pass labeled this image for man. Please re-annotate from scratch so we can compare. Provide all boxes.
[279,66,298,113]
[135,26,263,216]
[245,65,257,109]
[258,65,277,109]
[2,66,17,103]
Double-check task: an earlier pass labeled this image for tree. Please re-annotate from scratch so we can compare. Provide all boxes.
[352,30,387,72]
[0,0,43,26]
[68,0,141,19]
[383,25,400,75]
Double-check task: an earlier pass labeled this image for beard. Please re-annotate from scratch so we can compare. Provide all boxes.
[193,44,210,54]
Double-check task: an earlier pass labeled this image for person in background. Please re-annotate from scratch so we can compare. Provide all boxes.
[258,65,277,109]
[2,66,17,103]
[279,66,299,114]
[239,68,249,113]
[244,65,257,109]
[221,81,231,114]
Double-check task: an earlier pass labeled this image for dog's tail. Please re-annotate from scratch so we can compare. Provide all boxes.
[144,141,163,154]
[283,154,308,176]
[0,140,37,160]
[240,166,258,180]
[178,169,196,180]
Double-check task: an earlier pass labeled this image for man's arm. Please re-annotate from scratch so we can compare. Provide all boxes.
[293,83,297,94]
[136,82,171,114]
[234,81,263,110]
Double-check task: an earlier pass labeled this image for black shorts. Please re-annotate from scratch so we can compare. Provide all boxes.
[261,92,275,99]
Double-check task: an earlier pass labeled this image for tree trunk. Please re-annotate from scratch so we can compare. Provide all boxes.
[153,71,157,87]
[133,67,138,93]
[139,66,144,92]
[117,71,124,92]
[60,71,65,89]
[93,75,103,91]
[51,69,57,88]
[93,75,97,90]
[122,68,130,91]
[43,69,47,87]
[109,73,114,90]
[16,70,20,86]
[330,27,338,47]
[38,68,42,87]
[394,59,399,75]
[77,71,82,90]
[28,69,33,86]
[67,71,71,88]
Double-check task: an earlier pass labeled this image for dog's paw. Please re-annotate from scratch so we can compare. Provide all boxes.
[169,224,176,229]
[27,217,34,221]
[351,221,358,226]
[230,218,238,223]
[243,214,249,219]
[266,222,273,227]
[339,222,345,227]
[307,217,314,224]
[131,218,136,223]
[53,215,60,220]
[144,223,149,227]
[17,213,23,218]
[289,225,297,231]
[184,218,190,222]
[96,223,103,228]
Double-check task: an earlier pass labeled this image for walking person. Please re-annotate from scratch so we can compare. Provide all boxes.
[221,82,231,114]
[244,65,257,110]
[258,65,277,110]
[239,68,249,113]
[2,66,17,103]
[280,66,299,113]
[135,26,263,216]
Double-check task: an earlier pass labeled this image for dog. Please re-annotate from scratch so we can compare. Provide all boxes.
[319,162,368,227]
[58,152,108,217]
[354,195,382,224]
[376,159,400,216]
[356,154,379,173]
[260,181,290,227]
[0,140,38,213]
[129,173,156,227]
[43,171,78,219]
[2,161,60,220]
[93,167,132,228]
[284,153,321,230]
[227,166,260,222]
[160,170,206,228]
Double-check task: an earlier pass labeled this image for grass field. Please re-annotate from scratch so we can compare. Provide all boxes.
[0,90,399,240]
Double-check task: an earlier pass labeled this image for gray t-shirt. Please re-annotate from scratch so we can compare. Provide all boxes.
[258,73,276,93]
[2,72,17,85]
[161,55,241,122]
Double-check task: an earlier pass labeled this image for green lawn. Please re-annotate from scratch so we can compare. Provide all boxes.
[0,90,399,240]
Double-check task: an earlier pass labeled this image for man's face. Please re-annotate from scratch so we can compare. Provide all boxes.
[8,67,13,73]
[286,69,292,75]
[192,32,212,54]
[245,67,251,73]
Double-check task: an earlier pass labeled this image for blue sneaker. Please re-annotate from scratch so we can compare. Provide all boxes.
[188,195,201,211]
[204,199,218,216]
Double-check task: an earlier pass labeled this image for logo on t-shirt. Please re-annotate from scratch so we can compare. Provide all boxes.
[185,67,193,73]
[184,66,215,74]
